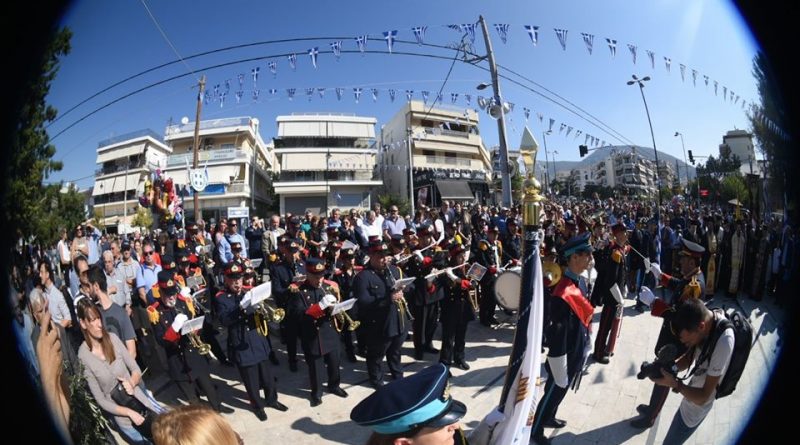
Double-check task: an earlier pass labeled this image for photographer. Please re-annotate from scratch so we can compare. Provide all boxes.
[647,298,734,444]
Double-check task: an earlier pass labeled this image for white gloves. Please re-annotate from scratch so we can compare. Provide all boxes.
[446,267,459,282]
[171,313,189,332]
[414,250,424,262]
[650,262,662,280]
[320,294,337,310]
[484,407,506,427]
[239,291,253,310]
[180,287,191,298]
[639,286,656,306]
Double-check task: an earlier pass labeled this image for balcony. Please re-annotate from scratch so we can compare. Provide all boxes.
[424,154,472,167]
[165,117,253,136]
[422,127,471,139]
[95,160,151,176]
[165,148,250,167]
[98,129,162,149]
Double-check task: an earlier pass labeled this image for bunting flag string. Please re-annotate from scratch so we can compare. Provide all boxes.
[575,129,582,140]
[318,87,326,99]
[412,26,427,45]
[679,63,686,82]
[565,126,573,137]
[269,88,277,96]
[219,91,227,108]
[213,84,220,98]
[447,24,462,34]
[252,89,260,102]
[372,88,379,102]
[389,89,396,102]
[554,28,568,50]
[691,69,697,86]
[606,38,617,58]
[383,30,397,53]
[581,32,594,55]
[308,47,319,69]
[422,90,429,104]
[451,92,459,104]
[664,57,671,72]
[287,88,296,100]
[288,53,297,70]
[306,88,314,101]
[354,87,362,103]
[405,90,413,101]
[524,25,539,45]
[559,123,566,134]
[646,50,655,69]
[464,94,471,105]
[356,35,367,54]
[548,118,555,132]
[627,44,637,64]
[336,87,344,101]
[235,90,243,104]
[495,23,510,44]
[330,41,342,60]
[463,23,476,44]
[268,61,277,77]
[251,67,259,87]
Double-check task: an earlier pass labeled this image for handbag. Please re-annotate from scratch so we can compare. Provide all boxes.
[110,381,154,439]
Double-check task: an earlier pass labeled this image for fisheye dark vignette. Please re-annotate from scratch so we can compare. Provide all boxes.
[4,3,796,443]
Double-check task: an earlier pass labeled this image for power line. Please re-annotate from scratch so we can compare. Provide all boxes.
[139,0,199,82]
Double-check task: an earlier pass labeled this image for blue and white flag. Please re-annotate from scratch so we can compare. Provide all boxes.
[422,90,429,104]
[537,112,543,123]
[585,133,590,145]
[219,91,227,108]
[646,50,655,69]
[464,94,471,105]
[451,93,459,104]
[251,67,260,86]
[679,63,686,82]
[722,86,727,101]
[288,53,297,70]
[734,94,740,105]
[225,79,231,92]
[436,92,443,104]
[268,61,277,77]
[252,89,260,101]
[308,47,319,69]
[330,41,342,60]
[287,88,296,100]
[405,90,414,101]
[306,88,315,101]
[559,123,566,134]
[714,80,718,95]
[213,84,220,97]
[524,25,539,45]
[575,129,582,139]
[554,28,568,50]
[627,44,637,64]
[371,88,379,102]
[581,32,594,55]
[664,57,672,73]
[412,26,427,45]
[318,87,326,99]
[494,23,510,44]
[336,87,344,101]
[548,118,555,132]
[463,23,476,44]
[383,30,398,53]
[237,73,244,89]
[353,87,362,103]
[202,91,210,105]
[523,107,530,121]
[389,89,396,102]
[269,88,278,96]
[235,90,243,104]
[566,126,573,137]
[356,35,368,54]
[691,69,698,86]
[704,75,709,87]
[606,38,617,58]
[448,24,462,34]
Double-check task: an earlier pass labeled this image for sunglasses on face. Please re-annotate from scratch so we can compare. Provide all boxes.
[144,251,154,256]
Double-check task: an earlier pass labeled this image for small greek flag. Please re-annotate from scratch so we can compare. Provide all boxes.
[691,69,698,86]
[646,50,655,69]
[606,38,617,58]
[664,57,672,73]
[356,35,367,53]
[219,91,227,108]
[268,61,277,77]
[330,41,342,60]
[451,93,458,104]
[383,30,397,53]
[627,44,637,64]
[252,89,260,101]
[318,88,326,99]
[405,90,413,101]
[524,25,539,45]
[308,47,319,69]
[354,87,362,103]
[251,67,260,86]
[494,23,510,44]
[581,32,594,55]
[287,88,296,100]
[463,23,476,44]
[680,63,686,82]
[722,86,727,101]
[714,80,718,95]
[704,75,709,87]
[422,90,429,104]
[412,26,427,45]
[235,90,243,104]
[548,118,555,132]
[336,87,344,101]
[288,53,297,70]
[389,89,396,102]
[306,88,314,101]
[225,79,231,92]
[464,94,471,105]
[436,92,443,104]
[523,107,530,121]
[554,28,568,50]
[269,88,277,96]
[575,130,582,139]
[566,126,573,137]
[372,88,379,102]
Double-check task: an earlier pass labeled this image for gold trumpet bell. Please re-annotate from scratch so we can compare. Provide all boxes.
[542,261,562,287]
[271,307,286,323]
[188,332,212,355]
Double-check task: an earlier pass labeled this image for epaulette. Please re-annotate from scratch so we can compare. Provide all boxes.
[478,240,490,251]
[179,295,195,318]
[151,285,161,300]
[322,279,339,289]
[215,290,226,298]
[147,302,161,324]
[611,249,623,264]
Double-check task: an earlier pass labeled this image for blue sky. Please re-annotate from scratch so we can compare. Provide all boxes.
[46,0,759,189]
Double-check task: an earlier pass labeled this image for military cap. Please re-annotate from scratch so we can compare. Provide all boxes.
[157,270,178,296]
[176,250,191,264]
[678,238,705,259]
[341,247,356,258]
[368,241,390,255]
[611,221,630,234]
[390,234,406,248]
[306,257,327,274]
[230,241,243,252]
[223,262,244,279]
[350,363,466,435]
[161,255,177,271]
[560,232,593,258]
[402,228,416,237]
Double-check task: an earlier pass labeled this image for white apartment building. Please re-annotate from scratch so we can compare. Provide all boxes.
[380,101,491,209]
[719,129,759,175]
[612,149,657,196]
[272,113,382,215]
[569,167,596,193]
[162,117,275,223]
[92,129,171,233]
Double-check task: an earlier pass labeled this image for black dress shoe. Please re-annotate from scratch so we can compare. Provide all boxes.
[594,354,610,364]
[269,352,280,366]
[310,396,323,407]
[531,432,551,445]
[268,401,289,412]
[424,345,439,353]
[369,380,384,389]
[216,404,235,414]
[289,361,298,372]
[630,417,654,429]
[454,361,470,371]
[254,408,268,421]
[347,353,358,363]
[636,404,650,415]
[542,417,567,428]
[329,386,349,398]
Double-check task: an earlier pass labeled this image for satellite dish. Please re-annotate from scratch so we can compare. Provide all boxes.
[181,116,189,125]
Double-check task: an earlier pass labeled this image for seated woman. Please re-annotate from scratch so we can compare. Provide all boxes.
[76,297,166,444]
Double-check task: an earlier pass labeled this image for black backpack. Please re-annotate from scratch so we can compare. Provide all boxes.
[695,307,753,399]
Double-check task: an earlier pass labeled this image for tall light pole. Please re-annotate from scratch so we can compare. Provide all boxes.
[674,131,691,190]
[541,129,552,194]
[627,74,662,222]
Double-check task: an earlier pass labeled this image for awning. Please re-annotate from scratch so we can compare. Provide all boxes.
[435,180,474,200]
[96,144,144,164]
[282,152,374,171]
[92,177,114,196]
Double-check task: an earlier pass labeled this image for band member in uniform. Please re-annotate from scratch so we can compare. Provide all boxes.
[353,241,413,388]
[288,257,350,406]
[591,222,630,364]
[213,262,288,421]
[500,219,521,267]
[439,244,476,371]
[270,236,306,372]
[331,247,362,362]
[630,238,706,429]
[531,233,594,445]
[407,224,442,359]
[147,271,233,414]
[474,227,502,327]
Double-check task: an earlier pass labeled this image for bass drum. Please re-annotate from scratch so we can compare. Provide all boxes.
[494,267,521,311]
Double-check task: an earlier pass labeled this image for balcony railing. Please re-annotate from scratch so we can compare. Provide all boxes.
[165,148,249,166]
[423,127,471,139]
[425,155,472,167]
[165,117,252,136]
[95,160,149,176]
[98,129,162,149]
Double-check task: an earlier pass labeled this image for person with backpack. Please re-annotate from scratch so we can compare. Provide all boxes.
[646,297,738,444]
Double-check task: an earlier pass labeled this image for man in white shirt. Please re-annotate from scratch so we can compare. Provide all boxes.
[357,211,382,246]
[649,298,734,444]
[102,250,130,310]
[382,206,407,240]
[56,228,71,287]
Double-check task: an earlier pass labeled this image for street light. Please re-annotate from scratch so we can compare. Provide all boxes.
[627,74,662,222]
[542,129,552,194]
[674,131,691,193]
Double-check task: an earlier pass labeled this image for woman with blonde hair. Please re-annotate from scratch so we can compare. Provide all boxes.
[153,404,242,445]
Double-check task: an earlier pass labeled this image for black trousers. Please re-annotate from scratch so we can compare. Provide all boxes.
[341,328,356,356]
[593,303,616,358]
[366,333,405,384]
[237,360,277,410]
[281,318,300,364]
[176,371,222,410]
[531,363,569,439]
[411,303,439,354]
[201,321,227,362]
[479,279,497,323]
[439,316,469,365]
[305,351,341,398]
[644,383,671,423]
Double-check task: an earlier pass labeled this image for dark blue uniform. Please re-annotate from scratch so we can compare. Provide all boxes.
[405,250,443,359]
[270,259,305,367]
[439,267,476,369]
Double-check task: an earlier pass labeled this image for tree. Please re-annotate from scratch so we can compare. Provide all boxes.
[29,183,87,246]
[720,174,750,208]
[377,194,410,217]
[4,27,72,245]
[131,206,153,230]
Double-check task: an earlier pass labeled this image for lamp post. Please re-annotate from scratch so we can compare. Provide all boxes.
[541,129,552,194]
[674,131,691,193]
[627,74,662,222]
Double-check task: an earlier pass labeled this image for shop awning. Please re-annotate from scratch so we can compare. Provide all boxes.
[435,180,474,200]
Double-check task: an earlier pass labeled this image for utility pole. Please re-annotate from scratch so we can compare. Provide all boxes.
[123,159,129,237]
[479,15,512,208]
[407,124,415,214]
[192,75,206,222]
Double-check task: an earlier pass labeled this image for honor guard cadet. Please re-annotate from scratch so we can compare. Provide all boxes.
[406,224,443,360]
[332,246,362,362]
[439,244,476,371]
[474,227,502,326]
[148,271,233,414]
[270,236,306,372]
[213,262,288,421]
[631,238,706,429]
[591,221,630,364]
[531,233,594,445]
[288,257,349,406]
[353,240,414,388]
[350,363,468,445]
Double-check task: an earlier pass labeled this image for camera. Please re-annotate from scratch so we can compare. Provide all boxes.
[636,344,679,380]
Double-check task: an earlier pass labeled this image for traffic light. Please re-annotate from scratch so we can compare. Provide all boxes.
[688,150,695,164]
[579,144,588,157]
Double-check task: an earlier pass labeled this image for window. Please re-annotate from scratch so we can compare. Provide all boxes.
[422,150,434,156]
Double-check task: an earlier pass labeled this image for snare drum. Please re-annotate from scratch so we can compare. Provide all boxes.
[494,268,522,311]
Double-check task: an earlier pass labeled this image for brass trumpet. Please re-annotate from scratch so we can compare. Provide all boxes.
[334,309,361,333]
[254,301,285,337]
[467,281,479,314]
[394,295,414,330]
[187,331,211,355]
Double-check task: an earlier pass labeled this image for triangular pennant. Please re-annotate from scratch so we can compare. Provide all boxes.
[330,41,342,60]
[308,47,319,69]
[288,53,297,70]
[269,88,277,96]
[506,102,514,113]
[464,94,471,105]
[235,90,243,104]
[714,80,718,95]
[451,93,459,104]
[389,89,396,102]
[537,112,543,123]
[704,75,709,87]
[735,94,740,105]
[575,129,582,139]
[691,69,698,86]
[494,23,510,44]
[219,91,227,108]
[523,107,530,121]
[318,88,326,99]
[559,123,566,134]
[646,50,655,69]
[679,63,686,82]
[627,44,637,64]
[371,88,379,102]
[606,38,617,58]
[306,88,314,101]
[268,61,277,77]
[383,30,397,53]
[730,90,735,102]
[412,26,427,45]
[422,90,429,104]
[463,23,476,44]
[236,74,243,89]
[584,134,590,145]
[548,118,555,132]
[554,28,568,50]
[436,92,443,104]
[723,86,727,101]
[252,89,260,102]
[287,88,296,100]
[225,79,231,92]
[353,87,362,103]
[565,126,573,137]
[581,32,594,55]
[356,35,368,54]
[251,67,260,87]
[336,87,344,101]
[664,57,671,73]
[524,25,539,46]
[405,90,413,101]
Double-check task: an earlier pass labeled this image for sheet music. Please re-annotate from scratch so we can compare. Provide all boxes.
[393,277,415,291]
[331,298,356,315]
[341,240,358,251]
[181,316,205,334]
[249,258,263,268]
[466,263,487,282]
[191,289,207,301]
[247,281,272,306]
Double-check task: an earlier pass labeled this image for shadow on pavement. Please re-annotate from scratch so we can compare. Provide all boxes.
[291,416,369,445]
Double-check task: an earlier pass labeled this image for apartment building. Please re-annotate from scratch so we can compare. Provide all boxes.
[162,116,275,223]
[92,129,171,233]
[380,101,491,209]
[272,113,382,215]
